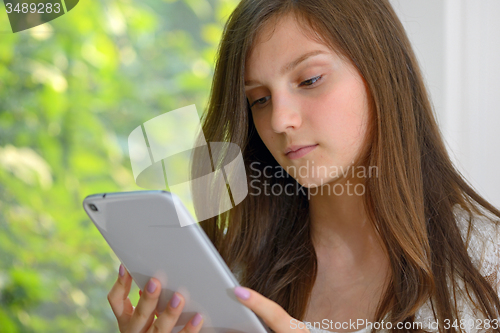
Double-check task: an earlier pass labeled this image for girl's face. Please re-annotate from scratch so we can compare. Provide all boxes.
[245,15,370,188]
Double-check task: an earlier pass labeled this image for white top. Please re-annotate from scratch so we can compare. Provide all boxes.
[308,205,500,333]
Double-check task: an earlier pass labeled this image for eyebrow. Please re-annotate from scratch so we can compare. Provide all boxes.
[245,49,329,87]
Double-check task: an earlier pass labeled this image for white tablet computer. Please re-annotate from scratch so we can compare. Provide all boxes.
[83,190,270,333]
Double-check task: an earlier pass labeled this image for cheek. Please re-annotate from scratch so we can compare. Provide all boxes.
[252,112,276,147]
[312,81,369,152]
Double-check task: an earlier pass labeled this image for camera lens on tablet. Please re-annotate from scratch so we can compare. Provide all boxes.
[89,204,98,212]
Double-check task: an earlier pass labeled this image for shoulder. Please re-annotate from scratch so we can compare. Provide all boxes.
[453,204,500,279]
[415,205,500,332]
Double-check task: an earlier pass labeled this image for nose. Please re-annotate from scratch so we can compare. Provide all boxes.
[270,93,302,133]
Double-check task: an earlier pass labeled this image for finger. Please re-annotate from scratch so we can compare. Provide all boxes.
[128,278,162,332]
[139,289,159,317]
[150,292,186,333]
[108,264,134,329]
[177,313,203,333]
[234,287,307,332]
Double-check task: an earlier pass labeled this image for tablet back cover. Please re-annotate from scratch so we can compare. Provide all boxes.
[83,190,269,333]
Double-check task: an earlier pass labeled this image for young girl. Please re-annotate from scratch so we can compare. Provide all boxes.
[107,1,500,332]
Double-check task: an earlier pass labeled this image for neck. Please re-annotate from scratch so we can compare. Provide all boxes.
[308,176,386,267]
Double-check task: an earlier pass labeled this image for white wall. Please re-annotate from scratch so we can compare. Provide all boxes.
[390,0,500,207]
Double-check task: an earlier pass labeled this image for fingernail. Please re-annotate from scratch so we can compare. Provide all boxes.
[147,279,157,293]
[169,293,181,308]
[234,286,250,300]
[191,313,202,327]
[119,264,125,277]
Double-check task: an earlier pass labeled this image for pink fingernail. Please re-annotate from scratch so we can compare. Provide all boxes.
[191,313,202,326]
[147,279,157,293]
[169,293,181,308]
[234,287,250,300]
[119,264,125,277]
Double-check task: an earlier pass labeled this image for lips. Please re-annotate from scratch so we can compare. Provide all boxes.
[285,144,318,160]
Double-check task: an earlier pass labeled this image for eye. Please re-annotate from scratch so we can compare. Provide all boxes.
[249,75,324,109]
[250,96,270,108]
[299,75,323,87]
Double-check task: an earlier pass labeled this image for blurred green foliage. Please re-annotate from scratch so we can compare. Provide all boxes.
[0,0,238,331]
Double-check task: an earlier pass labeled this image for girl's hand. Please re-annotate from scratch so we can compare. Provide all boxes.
[108,264,203,333]
[234,287,311,333]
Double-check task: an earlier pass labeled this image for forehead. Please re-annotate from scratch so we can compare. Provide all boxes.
[245,15,331,71]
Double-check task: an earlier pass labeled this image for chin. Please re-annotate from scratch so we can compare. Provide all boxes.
[296,177,335,189]
[287,163,337,188]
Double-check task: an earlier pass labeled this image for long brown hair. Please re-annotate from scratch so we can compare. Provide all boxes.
[191,0,500,332]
